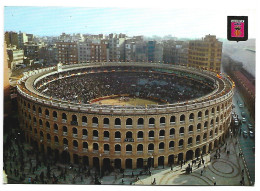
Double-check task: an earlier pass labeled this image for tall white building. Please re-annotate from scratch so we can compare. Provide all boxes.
[78,41,91,63]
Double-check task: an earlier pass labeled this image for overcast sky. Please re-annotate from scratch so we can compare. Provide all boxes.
[4,6,256,38]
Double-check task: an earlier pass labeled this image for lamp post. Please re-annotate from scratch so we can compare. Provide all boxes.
[99,153,102,178]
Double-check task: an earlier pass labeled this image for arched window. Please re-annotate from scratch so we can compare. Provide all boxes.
[72,127,78,135]
[92,117,98,124]
[169,141,174,148]
[72,115,77,122]
[170,128,175,135]
[39,119,43,126]
[73,140,78,147]
[115,118,121,125]
[211,108,215,114]
[197,123,201,131]
[198,111,202,118]
[33,105,36,112]
[40,131,44,138]
[33,117,36,123]
[188,137,193,145]
[160,117,165,124]
[204,121,208,128]
[54,123,58,131]
[126,131,132,138]
[137,131,143,138]
[180,114,185,122]
[62,113,67,120]
[45,109,49,116]
[83,142,88,149]
[115,144,121,151]
[189,113,194,120]
[149,131,154,137]
[93,130,98,137]
[159,130,165,137]
[46,121,50,129]
[54,136,59,143]
[82,129,88,136]
[53,111,57,118]
[93,143,99,150]
[179,127,184,134]
[138,118,144,125]
[189,125,193,132]
[203,133,207,140]
[170,116,176,123]
[47,133,51,141]
[103,118,109,125]
[104,131,109,138]
[126,144,132,151]
[63,126,67,132]
[148,143,154,150]
[205,110,209,116]
[149,118,155,125]
[137,144,143,151]
[63,138,68,145]
[126,118,132,125]
[179,139,184,146]
[115,131,121,138]
[196,135,201,143]
[159,142,165,149]
[82,116,87,123]
[104,144,109,151]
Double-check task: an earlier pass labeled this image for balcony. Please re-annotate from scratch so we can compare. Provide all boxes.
[53,117,57,121]
[169,135,175,138]
[39,125,43,128]
[126,125,133,129]
[160,123,166,128]
[103,124,109,128]
[197,129,201,132]
[159,136,165,140]
[73,147,78,151]
[178,145,184,150]
[82,122,87,127]
[63,132,67,136]
[55,142,60,146]
[180,121,185,125]
[33,111,36,115]
[39,113,42,117]
[82,148,88,153]
[188,131,193,134]
[46,115,50,119]
[179,133,184,137]
[92,123,98,128]
[210,124,213,128]
[93,136,98,140]
[114,138,121,142]
[188,143,193,147]
[159,149,164,153]
[137,125,144,128]
[203,138,207,141]
[82,135,87,139]
[103,137,109,141]
[189,119,194,123]
[148,137,154,141]
[62,119,67,123]
[137,138,144,141]
[170,122,176,126]
[149,124,155,128]
[34,122,37,126]
[126,151,132,155]
[148,150,154,154]
[114,125,121,128]
[92,150,98,154]
[104,150,110,155]
[204,127,208,130]
[115,151,121,155]
[169,147,174,151]
[196,141,200,144]
[73,134,78,138]
[137,151,143,155]
[205,115,208,118]
[71,121,78,126]
[54,130,58,134]
[28,108,31,112]
[198,117,202,121]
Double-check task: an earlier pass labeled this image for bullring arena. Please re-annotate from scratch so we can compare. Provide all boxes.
[17,62,234,171]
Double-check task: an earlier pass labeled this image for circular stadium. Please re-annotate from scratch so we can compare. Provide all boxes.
[17,62,234,170]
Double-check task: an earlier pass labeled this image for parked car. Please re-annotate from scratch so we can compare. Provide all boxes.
[239,103,244,108]
[243,131,248,138]
[242,118,246,123]
[248,124,253,131]
[241,112,246,117]
[234,120,239,126]
[249,131,254,138]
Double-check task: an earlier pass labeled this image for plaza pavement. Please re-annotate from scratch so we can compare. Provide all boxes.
[4,133,251,186]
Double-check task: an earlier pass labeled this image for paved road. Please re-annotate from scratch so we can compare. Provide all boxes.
[232,88,255,184]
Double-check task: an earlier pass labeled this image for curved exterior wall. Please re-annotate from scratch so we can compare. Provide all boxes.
[17,62,234,169]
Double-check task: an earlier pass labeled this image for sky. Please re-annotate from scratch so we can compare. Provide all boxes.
[4,6,256,38]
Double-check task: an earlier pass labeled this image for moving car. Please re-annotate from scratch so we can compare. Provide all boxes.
[249,131,254,138]
[243,131,248,138]
[242,117,246,123]
[234,120,239,126]
[239,103,244,108]
[248,124,253,131]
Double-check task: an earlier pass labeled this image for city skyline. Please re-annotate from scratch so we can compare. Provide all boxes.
[4,7,256,38]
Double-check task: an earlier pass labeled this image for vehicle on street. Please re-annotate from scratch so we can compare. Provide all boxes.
[243,131,248,138]
[241,112,246,117]
[234,120,239,126]
[239,103,244,108]
[249,131,254,138]
[242,118,246,123]
[248,124,253,131]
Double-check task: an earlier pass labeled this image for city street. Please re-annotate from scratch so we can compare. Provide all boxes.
[232,88,255,184]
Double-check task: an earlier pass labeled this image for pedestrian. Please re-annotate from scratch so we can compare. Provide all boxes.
[214,181,216,186]
[201,170,203,176]
[122,178,124,183]
[122,173,124,178]
[190,167,192,173]
[132,171,134,178]
[218,153,220,158]
[171,165,173,171]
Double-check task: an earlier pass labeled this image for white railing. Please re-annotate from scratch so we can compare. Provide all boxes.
[82,122,87,126]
